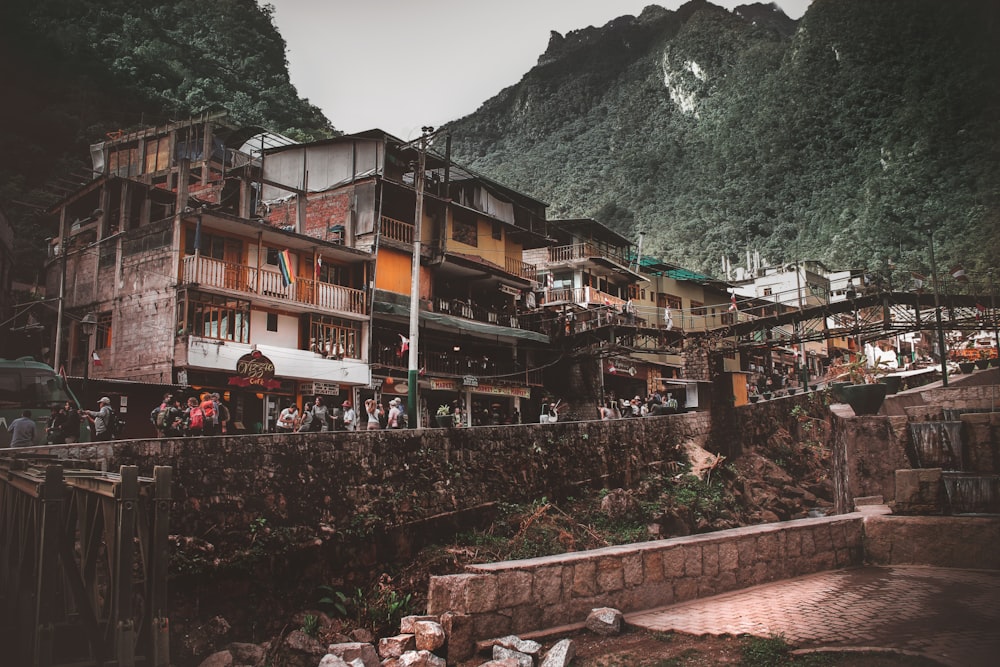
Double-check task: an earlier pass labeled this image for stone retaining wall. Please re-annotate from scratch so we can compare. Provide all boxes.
[863,514,1000,569]
[427,511,871,639]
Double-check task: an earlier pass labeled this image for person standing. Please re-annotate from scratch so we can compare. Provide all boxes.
[184,397,205,437]
[162,398,185,438]
[62,401,82,443]
[46,405,67,444]
[387,398,404,429]
[277,403,299,433]
[309,396,331,432]
[199,393,218,436]
[599,401,615,420]
[213,393,230,434]
[82,397,115,441]
[7,410,37,447]
[364,398,381,430]
[341,400,356,431]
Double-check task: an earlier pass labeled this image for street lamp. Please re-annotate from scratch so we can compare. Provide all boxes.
[80,312,98,392]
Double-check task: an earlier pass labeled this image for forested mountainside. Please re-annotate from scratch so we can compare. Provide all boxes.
[445,0,1000,279]
[0,0,334,281]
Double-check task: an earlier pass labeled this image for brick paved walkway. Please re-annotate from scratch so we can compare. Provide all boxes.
[626,566,1000,667]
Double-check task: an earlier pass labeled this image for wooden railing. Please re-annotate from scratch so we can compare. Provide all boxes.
[182,255,366,315]
[505,256,538,282]
[543,286,626,309]
[381,215,414,244]
[547,243,629,266]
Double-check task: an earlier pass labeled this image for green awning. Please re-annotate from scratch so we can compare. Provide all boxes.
[373,298,549,343]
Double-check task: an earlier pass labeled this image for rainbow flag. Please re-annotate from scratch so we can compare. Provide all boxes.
[277,249,295,286]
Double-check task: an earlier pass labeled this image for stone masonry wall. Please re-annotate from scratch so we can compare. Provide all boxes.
[427,512,869,639]
[29,413,713,558]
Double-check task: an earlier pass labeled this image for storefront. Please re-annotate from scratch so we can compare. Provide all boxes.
[602,356,649,405]
[423,376,529,426]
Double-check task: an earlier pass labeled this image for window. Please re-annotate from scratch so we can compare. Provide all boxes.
[309,315,361,360]
[318,261,345,285]
[187,294,250,343]
[491,221,502,241]
[184,229,229,260]
[266,312,278,332]
[95,312,113,350]
[663,294,682,310]
[763,287,773,296]
[266,247,280,266]
[452,210,477,246]
[691,300,707,317]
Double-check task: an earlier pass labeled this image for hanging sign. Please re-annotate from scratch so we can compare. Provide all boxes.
[229,350,281,389]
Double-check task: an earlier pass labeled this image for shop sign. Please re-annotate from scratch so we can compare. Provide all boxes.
[462,375,479,387]
[498,284,521,297]
[430,378,459,391]
[302,381,340,396]
[229,350,280,389]
[607,361,637,377]
[472,384,531,399]
[389,382,409,394]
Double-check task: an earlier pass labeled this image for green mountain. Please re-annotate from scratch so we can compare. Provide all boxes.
[0,0,335,282]
[444,0,1000,280]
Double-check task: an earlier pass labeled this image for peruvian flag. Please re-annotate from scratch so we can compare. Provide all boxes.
[398,334,409,357]
[950,265,969,283]
[92,351,102,367]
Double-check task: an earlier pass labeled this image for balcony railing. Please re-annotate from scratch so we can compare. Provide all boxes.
[181,255,366,315]
[505,256,537,282]
[433,297,546,332]
[373,345,544,386]
[380,215,414,244]
[547,243,629,267]
[542,286,626,310]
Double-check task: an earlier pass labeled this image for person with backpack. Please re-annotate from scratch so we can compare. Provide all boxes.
[199,392,218,436]
[184,396,205,437]
[150,393,173,437]
[309,396,331,432]
[81,397,116,441]
[212,393,230,434]
[162,397,185,438]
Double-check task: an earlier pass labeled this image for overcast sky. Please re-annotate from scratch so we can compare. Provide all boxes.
[265,0,812,140]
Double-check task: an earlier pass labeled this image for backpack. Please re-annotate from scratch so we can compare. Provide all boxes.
[104,406,123,438]
[189,407,205,430]
[201,401,216,419]
[155,405,169,429]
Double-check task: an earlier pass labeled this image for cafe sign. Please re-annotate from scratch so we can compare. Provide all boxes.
[229,350,281,389]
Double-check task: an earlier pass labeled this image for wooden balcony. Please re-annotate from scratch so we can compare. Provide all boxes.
[381,215,414,244]
[505,256,537,282]
[181,255,366,315]
[543,286,626,309]
[547,243,628,266]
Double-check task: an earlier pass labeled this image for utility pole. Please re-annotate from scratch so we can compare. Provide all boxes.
[927,225,948,387]
[407,127,434,428]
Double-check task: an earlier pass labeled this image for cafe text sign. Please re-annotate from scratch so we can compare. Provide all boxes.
[229,350,281,389]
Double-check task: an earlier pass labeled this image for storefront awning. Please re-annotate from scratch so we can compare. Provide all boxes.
[374,300,550,344]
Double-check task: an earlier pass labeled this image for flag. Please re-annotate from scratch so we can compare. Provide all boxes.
[911,272,925,291]
[398,334,409,357]
[729,293,738,312]
[546,272,554,291]
[277,249,295,286]
[315,255,322,276]
[950,265,968,283]
[92,351,102,367]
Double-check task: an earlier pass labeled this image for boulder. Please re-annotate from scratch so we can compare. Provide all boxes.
[378,634,416,659]
[539,639,576,667]
[318,655,350,667]
[325,641,379,667]
[399,615,438,634]
[196,650,233,667]
[586,607,623,636]
[389,650,447,667]
[413,620,446,652]
[494,635,542,658]
[492,646,532,667]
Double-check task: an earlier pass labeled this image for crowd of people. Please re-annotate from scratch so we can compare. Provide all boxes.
[149,392,231,438]
[600,390,679,420]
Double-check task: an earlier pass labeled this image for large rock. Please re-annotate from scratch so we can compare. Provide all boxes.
[317,655,350,667]
[196,650,233,667]
[399,615,438,634]
[494,635,541,658]
[540,639,576,667]
[413,620,446,652]
[492,646,532,667]
[385,650,447,667]
[325,641,379,667]
[228,642,266,665]
[378,634,416,659]
[284,629,326,655]
[586,607,623,636]
[477,659,521,667]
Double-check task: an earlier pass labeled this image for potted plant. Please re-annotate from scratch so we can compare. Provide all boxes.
[435,405,454,428]
[828,354,889,415]
[975,349,990,370]
[958,359,976,374]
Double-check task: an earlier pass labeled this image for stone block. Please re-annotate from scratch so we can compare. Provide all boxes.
[596,557,625,593]
[378,635,416,659]
[662,547,686,578]
[533,565,565,606]
[440,611,474,664]
[702,543,720,577]
[673,576,698,602]
[464,574,500,614]
[893,468,943,515]
[718,541,738,572]
[642,550,664,583]
[325,641,379,667]
[496,570,533,608]
[683,545,703,577]
[571,560,597,597]
[622,552,644,587]
[585,607,623,636]
[493,646,532,667]
[412,620,445,652]
[472,613,511,642]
